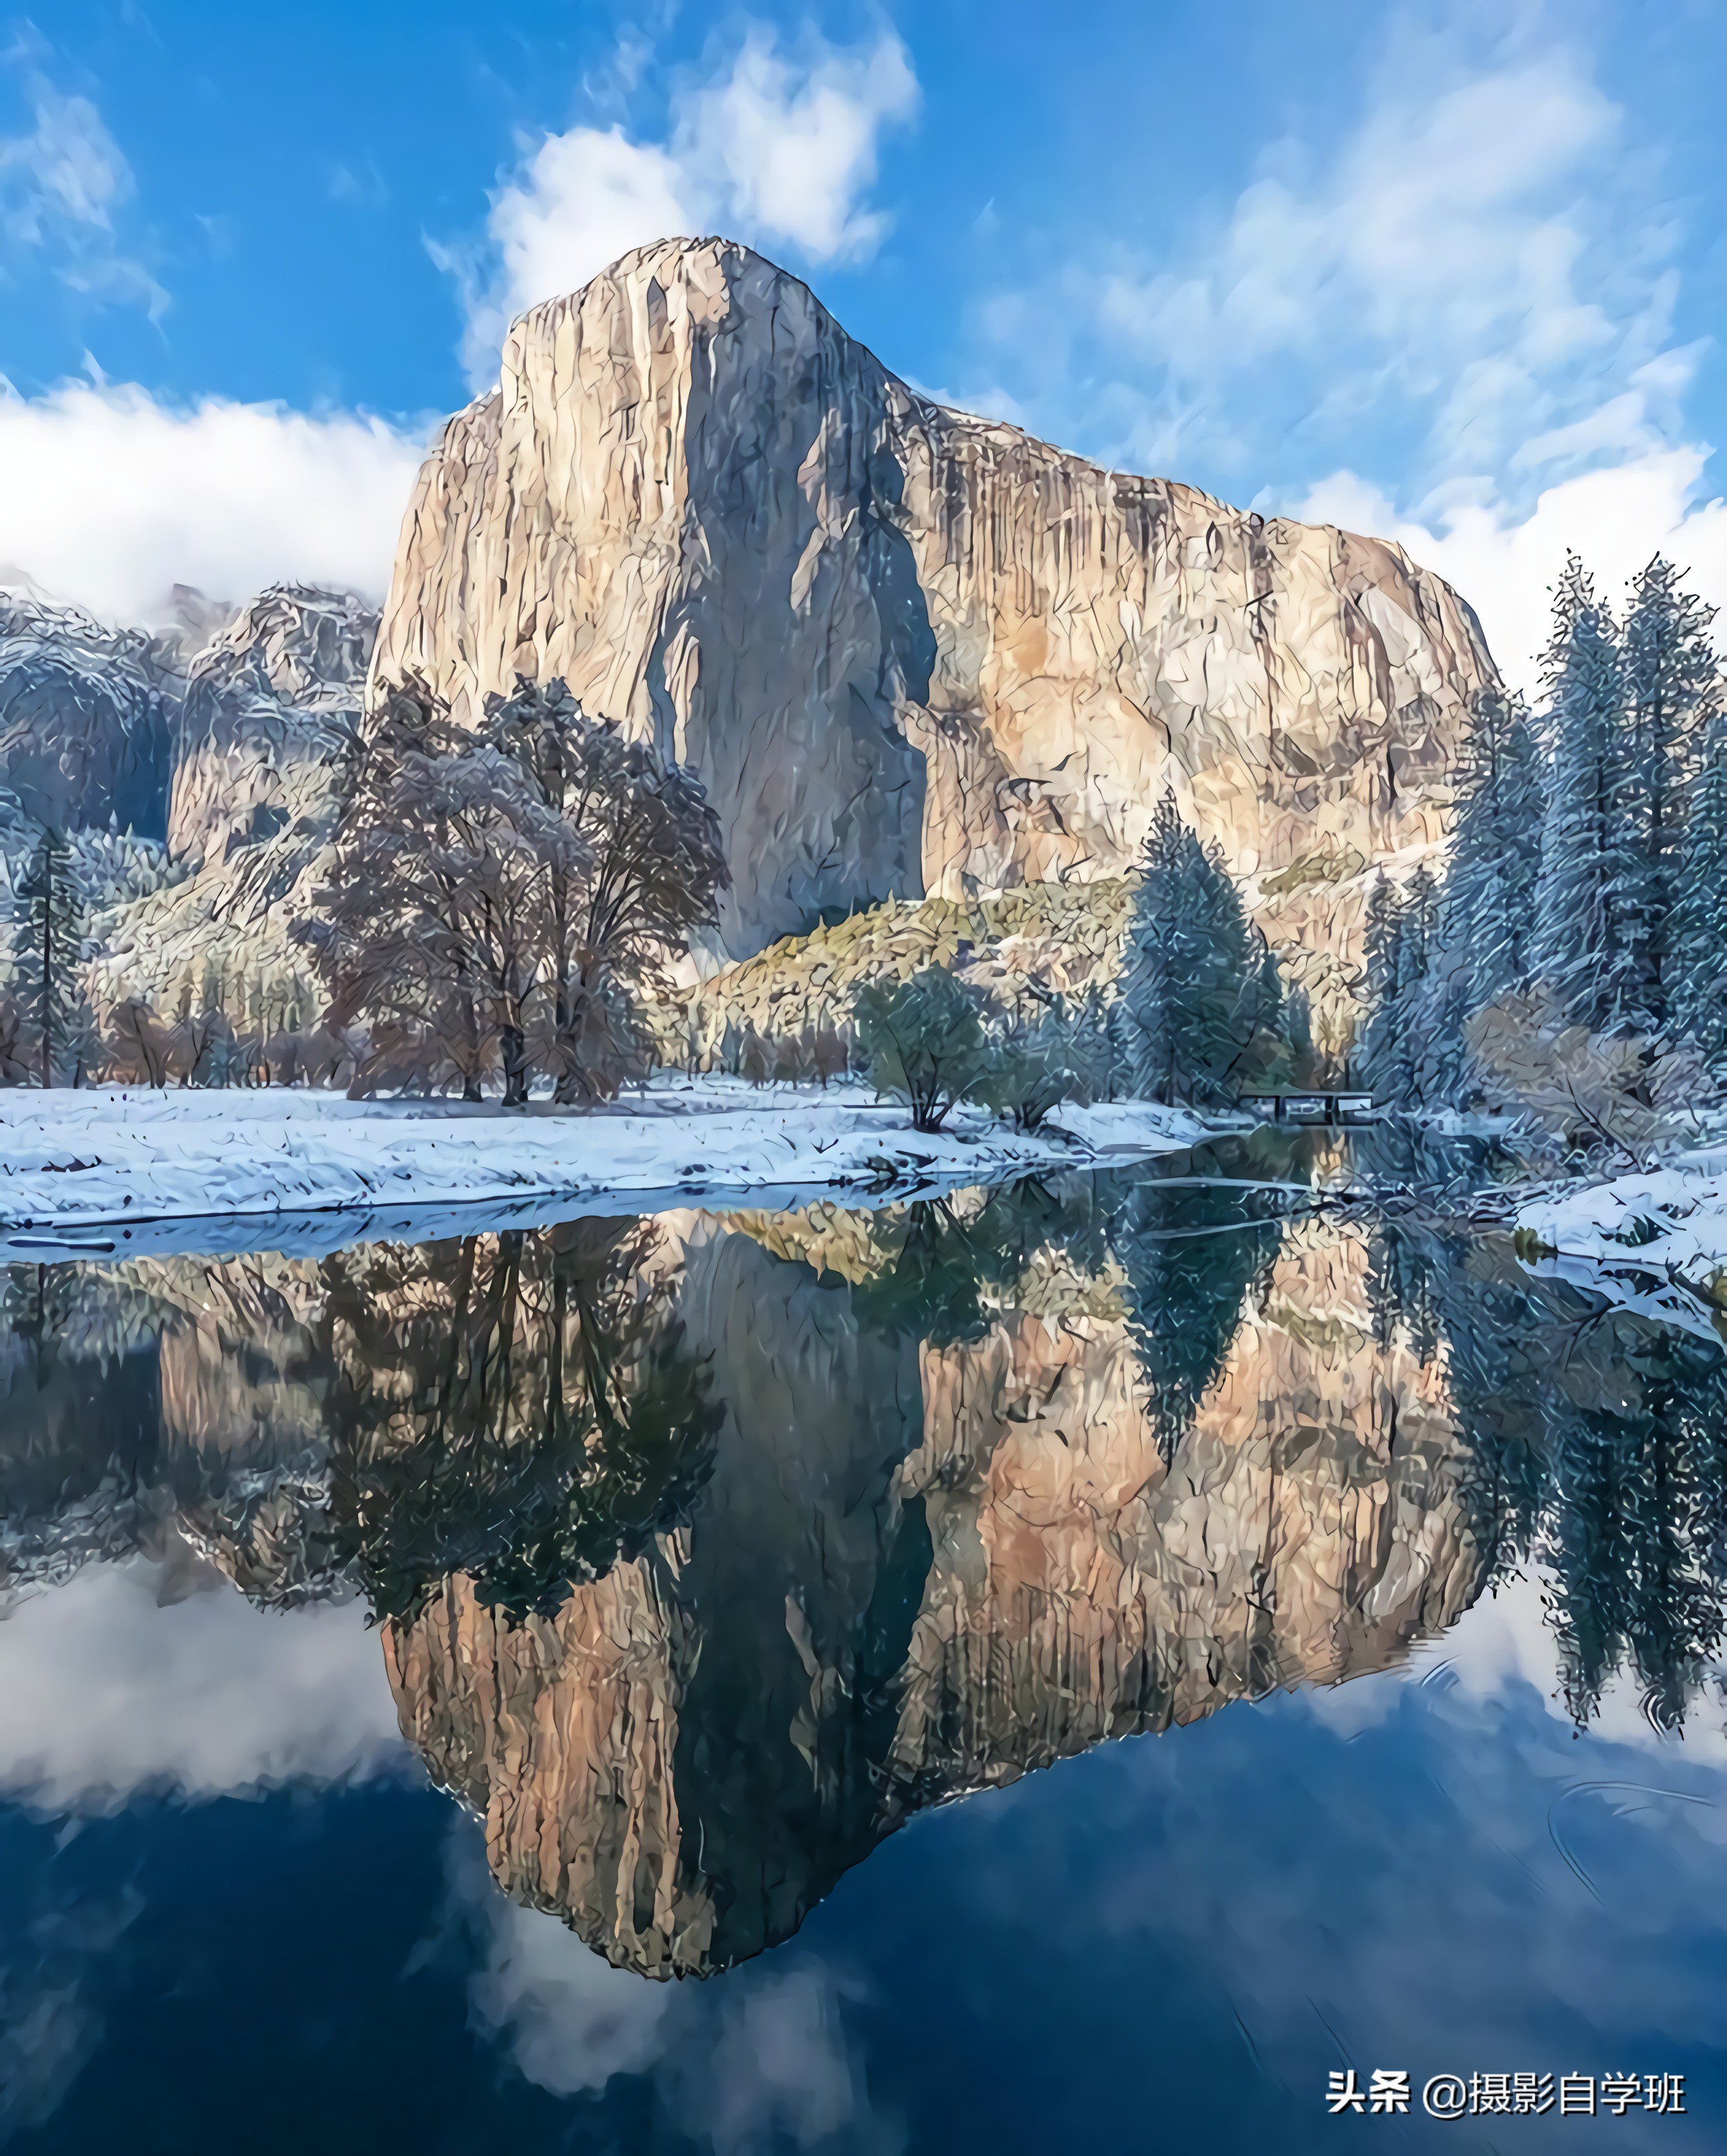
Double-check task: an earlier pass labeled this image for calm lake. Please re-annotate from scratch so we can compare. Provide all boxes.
[1,1132,1724,2153]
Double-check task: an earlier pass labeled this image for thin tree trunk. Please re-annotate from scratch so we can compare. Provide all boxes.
[39,852,51,1091]
[501,1025,529,1106]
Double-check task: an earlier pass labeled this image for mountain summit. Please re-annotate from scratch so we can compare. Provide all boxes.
[374,236,1496,977]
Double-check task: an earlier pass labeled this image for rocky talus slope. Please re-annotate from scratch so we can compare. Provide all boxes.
[651,880,1133,1073]
[375,236,1496,1006]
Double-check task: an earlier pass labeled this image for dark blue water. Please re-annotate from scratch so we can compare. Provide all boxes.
[1,1138,1724,2152]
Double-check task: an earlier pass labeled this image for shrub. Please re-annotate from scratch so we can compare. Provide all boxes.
[973,990,1110,1131]
[852,967,991,1133]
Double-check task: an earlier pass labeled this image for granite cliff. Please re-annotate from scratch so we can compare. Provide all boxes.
[0,1191,1703,1970]
[167,584,375,866]
[374,237,1497,988]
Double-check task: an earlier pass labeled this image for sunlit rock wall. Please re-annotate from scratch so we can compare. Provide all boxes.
[373,237,1497,974]
[893,1224,1475,1796]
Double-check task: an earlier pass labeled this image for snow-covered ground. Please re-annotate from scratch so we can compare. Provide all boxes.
[1517,1151,1727,1336]
[0,1077,1207,1249]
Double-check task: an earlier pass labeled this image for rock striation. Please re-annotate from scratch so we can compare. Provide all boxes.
[374,237,1497,975]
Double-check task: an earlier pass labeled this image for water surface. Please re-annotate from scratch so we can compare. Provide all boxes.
[1,1133,1724,2151]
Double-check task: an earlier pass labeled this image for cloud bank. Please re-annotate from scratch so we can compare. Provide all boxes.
[0,1558,405,1811]
[1299,447,1727,693]
[0,380,428,624]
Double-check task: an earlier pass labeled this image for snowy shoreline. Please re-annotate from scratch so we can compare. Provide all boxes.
[1516,1154,1727,1335]
[0,1076,1208,1247]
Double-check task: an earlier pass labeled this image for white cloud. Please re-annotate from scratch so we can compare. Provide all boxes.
[0,72,165,316]
[1,85,128,238]
[463,1875,675,2096]
[683,1965,882,2156]
[455,1822,890,2150]
[446,126,693,380]
[1002,24,1690,515]
[1295,443,1727,692]
[0,1556,405,1811]
[1116,65,1602,358]
[447,25,918,387]
[0,378,429,624]
[1099,53,1635,413]
[673,29,917,262]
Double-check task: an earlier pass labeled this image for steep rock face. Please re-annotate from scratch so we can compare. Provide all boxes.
[98,586,377,1029]
[0,594,175,836]
[374,237,1496,968]
[167,584,376,865]
[893,1224,1471,1792]
[0,1253,339,1604]
[384,1212,1481,1977]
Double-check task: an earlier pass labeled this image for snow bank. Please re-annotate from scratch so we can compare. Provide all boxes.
[1516,1155,1727,1333]
[0,1076,1205,1245]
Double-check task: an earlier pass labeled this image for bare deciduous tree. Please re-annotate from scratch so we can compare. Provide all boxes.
[480,677,728,1102]
[309,675,727,1105]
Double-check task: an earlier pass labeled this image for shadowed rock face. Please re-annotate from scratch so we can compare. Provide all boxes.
[0,595,175,837]
[88,586,379,1030]
[383,1213,1481,1979]
[373,237,1496,966]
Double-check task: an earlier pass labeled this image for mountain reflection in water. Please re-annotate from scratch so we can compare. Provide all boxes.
[9,1147,1724,1983]
[7,1134,1727,2008]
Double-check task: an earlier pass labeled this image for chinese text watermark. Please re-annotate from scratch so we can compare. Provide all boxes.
[1326,2071,1685,2119]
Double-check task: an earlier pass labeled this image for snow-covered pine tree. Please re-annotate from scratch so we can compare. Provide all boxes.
[1362,870,1399,1019]
[11,826,94,1087]
[1672,701,1727,1071]
[1359,866,1440,1105]
[1621,556,1719,1027]
[1442,685,1544,1011]
[1529,555,1642,1033]
[1118,788,1274,1105]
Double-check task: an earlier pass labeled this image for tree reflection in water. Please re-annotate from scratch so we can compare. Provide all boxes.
[5,1162,1727,1970]
[1374,1215,1727,1731]
[320,1220,723,1622]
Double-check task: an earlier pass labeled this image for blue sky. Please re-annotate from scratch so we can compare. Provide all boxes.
[3,0,1726,681]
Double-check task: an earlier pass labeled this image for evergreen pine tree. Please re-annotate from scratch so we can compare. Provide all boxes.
[11,827,92,1088]
[1118,789,1275,1104]
[1358,866,1439,1104]
[1529,556,1643,1032]
[1620,557,1719,1027]
[1114,1178,1284,1462]
[1441,685,1544,1011]
[1672,702,1727,1068]
[1361,870,1398,1019]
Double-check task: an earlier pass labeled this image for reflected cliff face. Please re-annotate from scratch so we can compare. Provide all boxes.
[3,1147,1727,1985]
